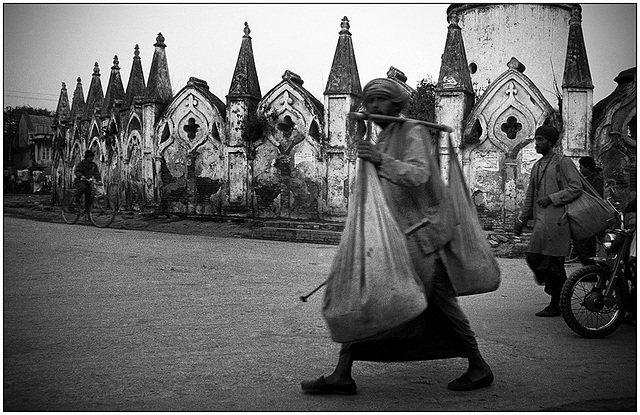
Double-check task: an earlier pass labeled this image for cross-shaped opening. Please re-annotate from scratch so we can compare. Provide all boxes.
[501,116,522,140]
[183,118,200,140]
[277,115,295,137]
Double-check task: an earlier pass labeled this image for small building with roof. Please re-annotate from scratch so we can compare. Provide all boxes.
[15,112,55,170]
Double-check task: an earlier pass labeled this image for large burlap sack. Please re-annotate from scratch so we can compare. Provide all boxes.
[439,133,501,296]
[322,160,427,343]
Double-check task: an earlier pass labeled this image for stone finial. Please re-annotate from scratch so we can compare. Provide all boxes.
[447,11,460,26]
[61,82,67,89]
[570,4,582,23]
[112,55,120,69]
[282,70,304,85]
[387,66,407,83]
[340,16,351,34]
[134,44,140,58]
[507,57,526,73]
[77,77,82,84]
[187,76,210,90]
[243,22,251,37]
[93,62,100,76]
[154,32,166,47]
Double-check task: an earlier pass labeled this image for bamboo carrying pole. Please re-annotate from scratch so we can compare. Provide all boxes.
[348,112,454,133]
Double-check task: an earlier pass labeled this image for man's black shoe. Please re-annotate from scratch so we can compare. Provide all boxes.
[535,305,561,317]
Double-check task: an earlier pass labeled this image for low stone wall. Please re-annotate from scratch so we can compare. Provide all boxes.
[250,218,530,257]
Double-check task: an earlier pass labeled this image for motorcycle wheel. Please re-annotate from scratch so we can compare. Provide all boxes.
[560,265,627,338]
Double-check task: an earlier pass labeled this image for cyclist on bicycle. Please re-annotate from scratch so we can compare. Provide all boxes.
[73,150,102,212]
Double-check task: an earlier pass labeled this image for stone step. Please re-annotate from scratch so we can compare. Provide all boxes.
[250,219,527,255]
[250,226,342,245]
[260,219,345,233]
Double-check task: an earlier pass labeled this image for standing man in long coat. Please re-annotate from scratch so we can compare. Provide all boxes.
[515,125,582,317]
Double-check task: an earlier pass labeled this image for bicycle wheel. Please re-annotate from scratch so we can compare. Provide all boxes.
[89,195,117,228]
[61,191,82,224]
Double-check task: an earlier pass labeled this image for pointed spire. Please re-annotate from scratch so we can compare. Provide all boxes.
[324,16,362,96]
[436,11,473,93]
[562,5,593,89]
[101,55,126,116]
[54,82,71,124]
[125,44,146,108]
[144,32,173,105]
[228,22,262,101]
[70,77,85,120]
[84,62,104,119]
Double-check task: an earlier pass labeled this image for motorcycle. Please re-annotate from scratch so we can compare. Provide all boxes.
[560,199,636,338]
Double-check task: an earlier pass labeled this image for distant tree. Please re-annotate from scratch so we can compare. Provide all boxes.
[405,75,436,122]
[5,105,54,120]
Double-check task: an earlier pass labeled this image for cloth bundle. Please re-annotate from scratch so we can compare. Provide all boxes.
[322,158,427,343]
[439,133,501,296]
[557,163,617,240]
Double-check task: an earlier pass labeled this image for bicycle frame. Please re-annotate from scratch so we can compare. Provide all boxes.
[62,178,117,227]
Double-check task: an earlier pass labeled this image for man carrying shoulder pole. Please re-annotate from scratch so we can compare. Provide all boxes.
[301,78,493,395]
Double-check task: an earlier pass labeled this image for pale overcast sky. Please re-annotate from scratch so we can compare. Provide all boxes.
[2,3,637,112]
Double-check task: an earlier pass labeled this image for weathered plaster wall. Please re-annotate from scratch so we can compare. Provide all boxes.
[288,139,324,218]
[563,88,594,158]
[456,4,571,109]
[254,79,326,219]
[252,140,281,217]
[123,128,145,210]
[324,94,358,217]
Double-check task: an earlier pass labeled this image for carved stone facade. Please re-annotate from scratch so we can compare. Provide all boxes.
[51,21,362,221]
[51,7,636,228]
[460,58,558,229]
[254,70,326,218]
[591,68,637,205]
[436,4,635,230]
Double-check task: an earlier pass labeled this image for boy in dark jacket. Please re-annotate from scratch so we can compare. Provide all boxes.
[73,150,102,212]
